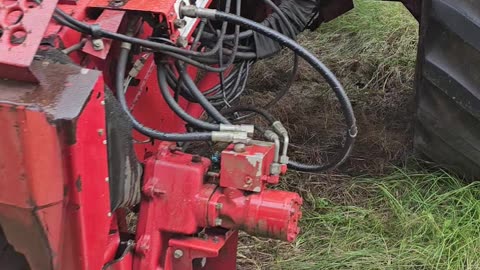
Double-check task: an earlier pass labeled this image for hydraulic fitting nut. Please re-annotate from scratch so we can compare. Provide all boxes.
[280,155,289,164]
[220,124,255,136]
[212,131,250,143]
[270,163,282,175]
[272,121,288,135]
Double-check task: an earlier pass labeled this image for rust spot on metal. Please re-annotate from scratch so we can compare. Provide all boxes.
[75,176,82,192]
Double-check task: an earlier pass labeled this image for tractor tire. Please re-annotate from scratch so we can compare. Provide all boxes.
[414,0,480,178]
[0,227,30,270]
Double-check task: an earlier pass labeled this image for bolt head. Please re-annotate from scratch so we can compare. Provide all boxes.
[173,249,184,259]
[215,218,222,226]
[233,143,246,153]
[173,19,187,29]
[92,39,104,51]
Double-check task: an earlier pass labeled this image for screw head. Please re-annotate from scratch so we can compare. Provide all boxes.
[174,249,184,259]
[215,218,222,226]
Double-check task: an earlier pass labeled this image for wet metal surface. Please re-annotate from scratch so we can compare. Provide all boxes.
[0,60,101,121]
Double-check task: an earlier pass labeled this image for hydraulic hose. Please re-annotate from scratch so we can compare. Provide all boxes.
[116,44,212,141]
[222,105,277,124]
[176,62,232,124]
[181,6,357,172]
[157,65,221,131]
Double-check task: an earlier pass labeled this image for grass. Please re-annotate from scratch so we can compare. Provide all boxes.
[241,169,480,270]
[240,0,480,269]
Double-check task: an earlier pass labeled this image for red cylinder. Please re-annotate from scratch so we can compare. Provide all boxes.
[208,188,303,242]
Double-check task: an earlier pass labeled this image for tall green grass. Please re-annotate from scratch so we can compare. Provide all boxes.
[241,1,480,269]
[272,170,480,270]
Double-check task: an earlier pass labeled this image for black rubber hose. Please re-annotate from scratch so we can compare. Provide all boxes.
[116,46,212,141]
[157,65,221,131]
[201,30,253,41]
[52,8,228,60]
[53,6,254,67]
[232,0,298,122]
[193,0,231,58]
[261,0,299,110]
[181,7,357,172]
[176,62,231,124]
[222,105,276,123]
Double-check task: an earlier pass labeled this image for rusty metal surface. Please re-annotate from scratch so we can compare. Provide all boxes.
[0,0,58,81]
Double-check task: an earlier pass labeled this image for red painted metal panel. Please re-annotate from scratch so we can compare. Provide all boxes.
[0,105,64,208]
[81,10,125,59]
[0,0,58,81]
[60,77,113,270]
[220,142,276,192]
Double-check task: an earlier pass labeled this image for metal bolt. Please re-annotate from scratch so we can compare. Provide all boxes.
[212,236,219,243]
[111,0,124,7]
[233,143,246,153]
[215,218,222,226]
[105,177,109,182]
[107,212,112,217]
[101,100,105,106]
[173,19,187,29]
[244,177,253,185]
[103,140,107,145]
[92,39,104,51]
[174,249,184,259]
[215,203,223,210]
[97,129,104,136]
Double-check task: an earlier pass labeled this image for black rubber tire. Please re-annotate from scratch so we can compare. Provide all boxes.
[414,0,480,179]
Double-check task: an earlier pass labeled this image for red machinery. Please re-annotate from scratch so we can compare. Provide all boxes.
[0,0,356,269]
